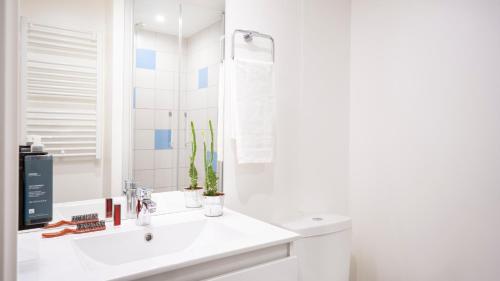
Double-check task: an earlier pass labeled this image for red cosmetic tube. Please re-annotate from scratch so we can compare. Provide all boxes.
[114,204,121,226]
[106,198,113,218]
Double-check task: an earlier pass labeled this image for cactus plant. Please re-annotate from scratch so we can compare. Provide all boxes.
[204,120,218,196]
[188,121,198,189]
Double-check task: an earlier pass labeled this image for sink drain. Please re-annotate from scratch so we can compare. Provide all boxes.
[144,233,153,242]
[312,217,323,221]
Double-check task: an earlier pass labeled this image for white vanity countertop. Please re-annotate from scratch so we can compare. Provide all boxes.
[18,193,299,281]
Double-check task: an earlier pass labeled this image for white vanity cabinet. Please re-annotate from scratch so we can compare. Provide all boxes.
[135,243,298,281]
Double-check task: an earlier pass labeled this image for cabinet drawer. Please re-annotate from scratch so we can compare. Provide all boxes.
[206,256,298,281]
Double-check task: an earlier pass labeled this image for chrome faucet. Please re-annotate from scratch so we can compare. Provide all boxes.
[135,186,156,226]
[123,180,138,219]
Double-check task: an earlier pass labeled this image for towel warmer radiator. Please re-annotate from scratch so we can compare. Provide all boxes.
[20,19,103,158]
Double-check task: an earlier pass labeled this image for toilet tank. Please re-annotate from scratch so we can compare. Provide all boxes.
[279,214,351,281]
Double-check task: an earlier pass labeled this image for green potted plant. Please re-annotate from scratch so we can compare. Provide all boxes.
[203,120,223,217]
[184,121,203,208]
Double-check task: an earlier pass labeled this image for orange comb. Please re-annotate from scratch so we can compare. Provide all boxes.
[42,221,106,238]
[44,213,99,229]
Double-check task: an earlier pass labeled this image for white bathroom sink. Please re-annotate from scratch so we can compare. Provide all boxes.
[18,201,299,281]
[73,219,244,265]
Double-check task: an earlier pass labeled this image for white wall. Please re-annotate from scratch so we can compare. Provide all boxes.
[295,0,351,215]
[223,0,302,222]
[20,0,113,202]
[0,0,19,279]
[350,0,500,280]
[223,0,351,222]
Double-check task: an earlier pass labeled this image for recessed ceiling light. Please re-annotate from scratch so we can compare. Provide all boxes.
[155,15,165,23]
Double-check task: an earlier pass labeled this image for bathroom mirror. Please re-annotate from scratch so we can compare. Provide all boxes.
[131,0,225,193]
[17,0,224,211]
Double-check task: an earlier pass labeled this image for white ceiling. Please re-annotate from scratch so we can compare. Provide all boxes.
[134,0,224,38]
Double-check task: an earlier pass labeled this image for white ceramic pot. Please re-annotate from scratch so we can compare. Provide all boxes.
[183,188,204,208]
[203,194,224,217]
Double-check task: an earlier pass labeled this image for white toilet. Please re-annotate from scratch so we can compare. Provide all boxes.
[279,213,352,281]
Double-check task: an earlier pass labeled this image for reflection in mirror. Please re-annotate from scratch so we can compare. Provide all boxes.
[16,0,225,223]
[131,0,225,194]
[19,0,115,203]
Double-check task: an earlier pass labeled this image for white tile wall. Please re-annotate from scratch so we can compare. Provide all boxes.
[179,72,187,92]
[178,128,187,148]
[174,111,183,130]
[155,150,175,169]
[186,70,198,91]
[133,22,221,191]
[178,167,190,187]
[154,110,172,129]
[154,169,174,187]
[134,169,155,187]
[156,33,179,52]
[155,90,174,109]
[134,30,179,191]
[135,88,155,109]
[135,109,155,129]
[186,91,207,110]
[207,87,218,107]
[208,65,219,86]
[187,110,208,130]
[135,69,155,88]
[134,150,154,170]
[136,31,156,49]
[170,129,185,149]
[157,52,178,71]
[156,71,175,90]
[135,130,154,149]
[178,148,188,168]
[155,186,177,193]
[207,108,218,129]
[178,92,187,110]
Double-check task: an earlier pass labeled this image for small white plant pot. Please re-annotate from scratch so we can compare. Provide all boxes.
[203,194,224,217]
[183,188,204,208]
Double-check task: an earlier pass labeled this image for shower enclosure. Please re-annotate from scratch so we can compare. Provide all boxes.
[130,0,224,193]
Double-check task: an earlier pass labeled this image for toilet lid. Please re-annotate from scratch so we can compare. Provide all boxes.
[279,213,351,238]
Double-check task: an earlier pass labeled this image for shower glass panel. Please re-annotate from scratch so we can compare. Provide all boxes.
[131,0,224,192]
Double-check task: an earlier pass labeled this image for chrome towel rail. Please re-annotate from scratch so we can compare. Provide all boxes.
[231,29,275,62]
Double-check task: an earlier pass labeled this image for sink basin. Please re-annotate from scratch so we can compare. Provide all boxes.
[72,220,244,265]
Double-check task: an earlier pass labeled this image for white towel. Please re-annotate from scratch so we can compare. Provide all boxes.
[231,58,275,164]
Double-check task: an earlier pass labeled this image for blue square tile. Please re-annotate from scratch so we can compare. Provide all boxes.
[206,151,217,172]
[198,67,208,89]
[155,129,172,150]
[136,49,156,70]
